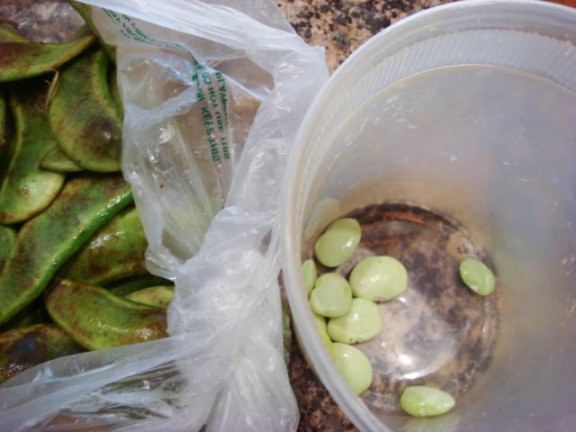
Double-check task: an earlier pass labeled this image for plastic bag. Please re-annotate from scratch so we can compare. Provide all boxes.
[0,1,328,430]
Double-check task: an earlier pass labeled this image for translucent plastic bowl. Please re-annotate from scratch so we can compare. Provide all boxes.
[280,1,576,431]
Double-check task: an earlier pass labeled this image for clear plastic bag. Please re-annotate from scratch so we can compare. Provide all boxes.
[0,1,328,430]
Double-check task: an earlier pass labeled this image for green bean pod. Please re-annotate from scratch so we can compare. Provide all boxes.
[0,33,94,82]
[0,175,132,325]
[109,67,123,113]
[0,324,82,384]
[126,286,174,308]
[0,91,9,187]
[0,225,15,272]
[39,145,83,173]
[69,1,116,60]
[46,279,167,350]
[107,276,173,297]
[0,24,28,43]
[0,90,6,153]
[64,207,148,285]
[48,49,122,172]
[0,81,65,224]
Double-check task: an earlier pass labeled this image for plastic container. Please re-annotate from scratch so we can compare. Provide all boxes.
[280,1,576,431]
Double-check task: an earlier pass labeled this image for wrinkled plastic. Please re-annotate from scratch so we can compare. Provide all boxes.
[0,1,328,431]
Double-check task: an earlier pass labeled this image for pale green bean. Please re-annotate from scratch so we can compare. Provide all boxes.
[309,272,352,318]
[459,257,495,296]
[332,343,373,395]
[313,313,332,353]
[314,218,361,267]
[349,256,408,301]
[319,329,333,353]
[327,298,382,344]
[400,386,455,417]
[313,312,327,334]
[302,259,317,294]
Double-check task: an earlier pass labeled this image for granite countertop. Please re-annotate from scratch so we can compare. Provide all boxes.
[277,0,454,72]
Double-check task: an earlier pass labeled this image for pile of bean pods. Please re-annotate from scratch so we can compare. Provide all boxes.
[0,12,173,384]
[304,217,496,417]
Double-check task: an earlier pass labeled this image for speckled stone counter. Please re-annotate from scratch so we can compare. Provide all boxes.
[277,0,454,72]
